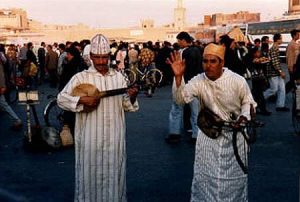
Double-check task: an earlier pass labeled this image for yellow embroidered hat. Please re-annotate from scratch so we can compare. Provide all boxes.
[203,43,225,61]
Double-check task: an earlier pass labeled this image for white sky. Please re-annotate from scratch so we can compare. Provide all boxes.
[1,0,288,28]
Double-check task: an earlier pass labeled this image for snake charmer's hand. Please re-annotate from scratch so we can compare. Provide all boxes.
[232,115,248,129]
[166,51,186,87]
[166,51,186,77]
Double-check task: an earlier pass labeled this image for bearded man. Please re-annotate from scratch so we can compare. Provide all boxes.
[57,34,139,202]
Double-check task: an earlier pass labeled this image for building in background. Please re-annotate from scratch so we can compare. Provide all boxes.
[173,0,186,31]
[208,11,260,26]
[288,0,300,15]
[0,1,264,45]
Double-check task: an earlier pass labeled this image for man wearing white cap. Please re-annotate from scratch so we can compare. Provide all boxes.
[57,34,139,202]
[167,43,256,201]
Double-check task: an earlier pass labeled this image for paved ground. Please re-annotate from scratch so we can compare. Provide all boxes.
[0,78,300,202]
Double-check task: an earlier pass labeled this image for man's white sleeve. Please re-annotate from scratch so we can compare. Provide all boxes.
[57,75,84,112]
[173,76,200,105]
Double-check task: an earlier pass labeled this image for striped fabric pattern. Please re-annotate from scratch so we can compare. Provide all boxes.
[90,34,111,55]
[174,68,256,202]
[57,65,139,202]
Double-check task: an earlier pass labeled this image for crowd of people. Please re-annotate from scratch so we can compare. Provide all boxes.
[0,29,299,201]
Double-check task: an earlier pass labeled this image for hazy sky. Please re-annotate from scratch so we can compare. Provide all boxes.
[1,0,288,28]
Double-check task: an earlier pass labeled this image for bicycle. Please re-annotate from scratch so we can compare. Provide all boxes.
[43,94,64,132]
[124,64,163,97]
[292,85,300,135]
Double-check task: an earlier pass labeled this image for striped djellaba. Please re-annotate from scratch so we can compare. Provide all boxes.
[174,68,257,202]
[58,66,139,202]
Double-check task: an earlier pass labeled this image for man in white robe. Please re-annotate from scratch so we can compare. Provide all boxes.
[167,43,256,201]
[57,34,139,202]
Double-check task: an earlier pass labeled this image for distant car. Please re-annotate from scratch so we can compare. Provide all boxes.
[279,42,288,63]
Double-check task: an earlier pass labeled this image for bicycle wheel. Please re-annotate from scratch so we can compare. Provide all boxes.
[146,68,163,87]
[44,99,64,131]
[123,69,137,86]
[292,94,300,135]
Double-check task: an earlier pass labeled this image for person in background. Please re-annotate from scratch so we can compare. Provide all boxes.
[165,31,202,144]
[254,38,261,49]
[0,50,22,130]
[45,45,58,88]
[286,29,300,94]
[57,43,67,79]
[249,47,271,115]
[37,42,46,84]
[264,33,289,112]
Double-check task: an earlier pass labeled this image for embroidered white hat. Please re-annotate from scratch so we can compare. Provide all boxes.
[90,34,111,55]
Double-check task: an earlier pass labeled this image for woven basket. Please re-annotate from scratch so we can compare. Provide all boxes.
[60,125,74,147]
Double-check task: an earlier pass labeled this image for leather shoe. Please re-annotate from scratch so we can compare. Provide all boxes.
[268,95,277,102]
[257,110,272,116]
[276,107,290,112]
[165,134,181,143]
[188,137,197,145]
[11,121,23,131]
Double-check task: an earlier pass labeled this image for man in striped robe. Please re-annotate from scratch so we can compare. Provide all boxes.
[167,43,256,201]
[57,34,139,202]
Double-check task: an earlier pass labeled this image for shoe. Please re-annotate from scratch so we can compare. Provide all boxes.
[268,95,277,103]
[188,137,197,145]
[11,121,23,131]
[165,134,181,143]
[276,107,290,112]
[257,110,272,116]
[296,110,300,117]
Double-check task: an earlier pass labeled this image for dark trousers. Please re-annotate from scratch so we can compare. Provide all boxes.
[39,63,45,83]
[286,72,296,94]
[48,69,57,87]
[252,79,268,111]
[183,104,191,131]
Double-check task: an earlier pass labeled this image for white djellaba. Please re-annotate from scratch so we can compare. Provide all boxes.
[57,34,139,202]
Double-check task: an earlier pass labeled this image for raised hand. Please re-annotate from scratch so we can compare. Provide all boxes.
[166,51,185,77]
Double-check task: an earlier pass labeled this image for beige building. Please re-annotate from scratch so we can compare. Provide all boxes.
[288,0,300,15]
[1,2,261,45]
[0,8,28,30]
[205,11,260,26]
[0,6,183,44]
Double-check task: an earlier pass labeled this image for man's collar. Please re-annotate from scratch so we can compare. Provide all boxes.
[86,64,116,76]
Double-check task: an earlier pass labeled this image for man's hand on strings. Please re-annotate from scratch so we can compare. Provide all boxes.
[127,85,139,104]
[127,85,139,98]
